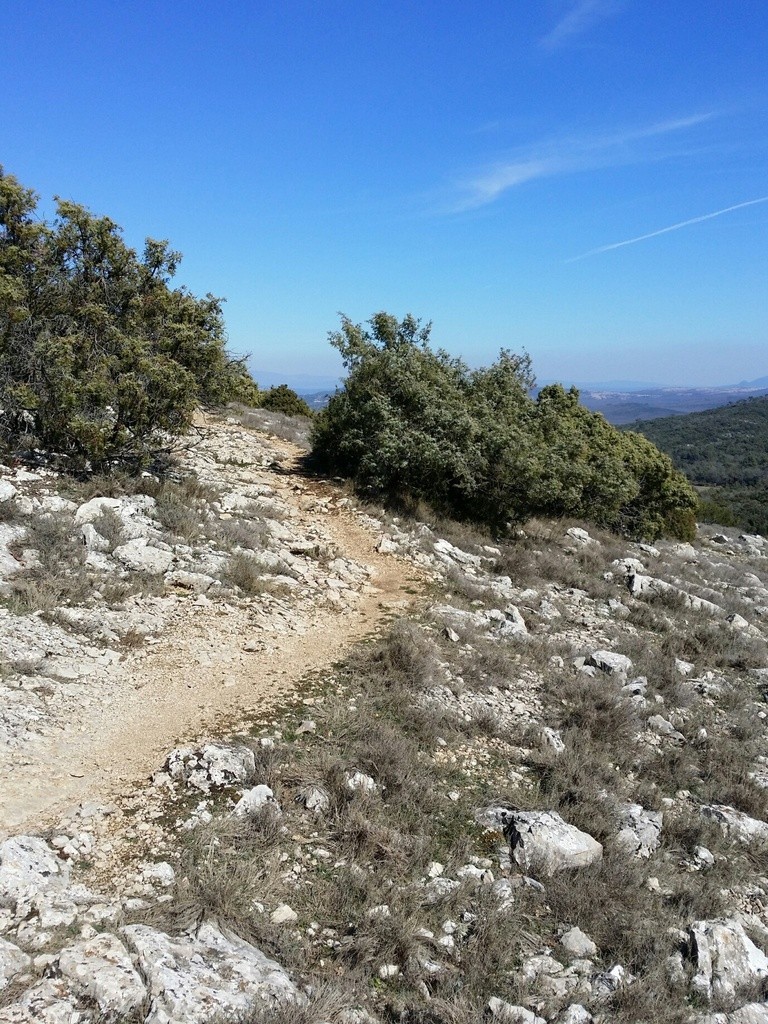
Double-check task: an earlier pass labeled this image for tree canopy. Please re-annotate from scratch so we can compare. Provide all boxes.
[311,312,697,540]
[0,167,258,471]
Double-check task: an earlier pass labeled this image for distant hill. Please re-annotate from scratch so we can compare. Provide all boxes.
[627,395,768,534]
[574,383,768,424]
[301,390,334,411]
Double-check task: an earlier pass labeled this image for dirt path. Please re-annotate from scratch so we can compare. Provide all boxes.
[0,427,423,834]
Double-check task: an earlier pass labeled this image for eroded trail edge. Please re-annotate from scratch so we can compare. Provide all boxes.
[0,415,423,833]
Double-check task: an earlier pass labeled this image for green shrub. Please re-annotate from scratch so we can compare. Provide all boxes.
[310,312,698,539]
[0,167,259,471]
[259,384,312,417]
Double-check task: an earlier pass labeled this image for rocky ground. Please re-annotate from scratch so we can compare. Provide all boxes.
[0,410,767,1023]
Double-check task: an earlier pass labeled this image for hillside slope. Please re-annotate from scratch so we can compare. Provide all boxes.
[628,395,768,534]
[0,412,766,1024]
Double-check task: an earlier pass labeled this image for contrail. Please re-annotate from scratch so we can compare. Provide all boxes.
[568,195,768,261]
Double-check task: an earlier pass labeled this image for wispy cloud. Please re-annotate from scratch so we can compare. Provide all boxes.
[541,0,624,50]
[568,195,768,261]
[452,111,716,212]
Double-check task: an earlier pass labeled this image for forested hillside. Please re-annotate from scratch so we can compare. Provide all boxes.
[629,396,768,533]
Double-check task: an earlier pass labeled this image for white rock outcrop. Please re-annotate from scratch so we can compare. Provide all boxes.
[123,921,301,1023]
[57,932,147,1014]
[688,918,768,1003]
[506,810,603,876]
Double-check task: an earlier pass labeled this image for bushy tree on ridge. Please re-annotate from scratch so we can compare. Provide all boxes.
[311,312,697,540]
[0,167,259,471]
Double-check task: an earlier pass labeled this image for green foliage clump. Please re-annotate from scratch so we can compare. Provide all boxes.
[259,383,312,417]
[0,167,259,471]
[311,312,697,540]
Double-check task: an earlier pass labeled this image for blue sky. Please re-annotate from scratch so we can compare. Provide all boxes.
[3,0,767,386]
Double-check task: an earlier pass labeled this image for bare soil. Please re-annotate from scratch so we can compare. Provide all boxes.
[0,427,423,833]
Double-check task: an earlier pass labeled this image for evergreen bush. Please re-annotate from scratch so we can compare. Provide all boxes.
[0,168,259,471]
[311,312,697,540]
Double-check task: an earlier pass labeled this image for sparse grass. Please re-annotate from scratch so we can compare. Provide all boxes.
[0,497,20,522]
[158,810,288,954]
[42,496,765,1024]
[215,518,271,552]
[231,405,313,449]
[546,851,676,974]
[5,512,91,613]
[92,506,126,551]
[239,985,362,1024]
[221,552,286,595]
[155,490,204,542]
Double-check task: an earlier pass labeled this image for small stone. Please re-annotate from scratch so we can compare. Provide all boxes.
[270,904,298,925]
[560,925,597,957]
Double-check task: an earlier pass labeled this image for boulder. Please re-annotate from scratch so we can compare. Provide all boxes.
[0,837,69,907]
[0,937,31,990]
[688,919,768,1002]
[58,932,146,1014]
[166,744,256,792]
[113,537,174,575]
[613,803,663,858]
[122,921,301,1023]
[701,805,768,846]
[587,650,633,678]
[233,785,281,817]
[506,810,603,876]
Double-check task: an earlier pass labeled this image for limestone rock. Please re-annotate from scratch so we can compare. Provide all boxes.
[557,1007,593,1024]
[488,998,546,1023]
[506,810,603,876]
[58,931,147,1014]
[270,904,298,925]
[432,604,527,640]
[113,537,173,575]
[123,921,301,1023]
[0,978,81,1023]
[539,727,566,755]
[688,918,768,1002]
[613,803,663,858]
[0,937,31,990]
[587,650,633,677]
[166,744,256,791]
[560,926,598,958]
[701,804,768,846]
[165,570,216,593]
[233,784,281,817]
[297,785,330,815]
[566,527,597,546]
[73,496,122,525]
[346,771,378,794]
[648,715,686,743]
[0,837,68,907]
